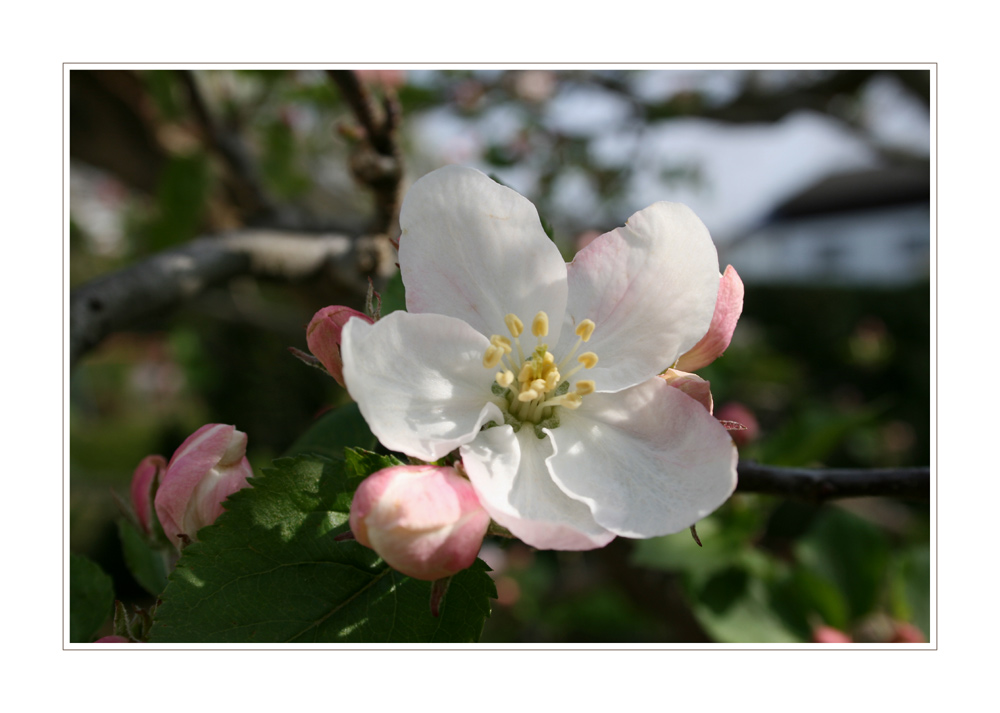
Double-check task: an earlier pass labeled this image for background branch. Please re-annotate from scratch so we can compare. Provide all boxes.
[735,461,930,501]
[69,230,370,368]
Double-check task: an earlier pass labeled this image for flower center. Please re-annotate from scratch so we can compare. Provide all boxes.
[482,311,598,429]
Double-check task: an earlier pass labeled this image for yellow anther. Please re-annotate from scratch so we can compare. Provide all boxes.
[575,380,596,396]
[542,350,555,365]
[518,388,539,402]
[577,352,599,369]
[545,371,561,391]
[483,345,503,369]
[505,313,524,338]
[518,363,534,383]
[562,393,583,409]
[496,370,514,388]
[532,311,549,338]
[575,319,596,342]
[530,378,547,393]
[490,335,512,354]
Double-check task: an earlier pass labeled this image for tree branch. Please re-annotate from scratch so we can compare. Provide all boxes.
[69,230,372,368]
[735,461,930,501]
[328,70,404,238]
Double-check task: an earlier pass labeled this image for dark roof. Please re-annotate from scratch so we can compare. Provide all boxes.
[773,161,930,219]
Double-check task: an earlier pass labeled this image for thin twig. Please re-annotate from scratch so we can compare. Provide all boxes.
[328,70,404,237]
[176,70,272,220]
[736,461,930,502]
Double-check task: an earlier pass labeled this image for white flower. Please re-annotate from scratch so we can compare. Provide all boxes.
[341,165,737,550]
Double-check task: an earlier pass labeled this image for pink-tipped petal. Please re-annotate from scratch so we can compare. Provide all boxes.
[675,265,744,372]
[547,377,738,538]
[306,306,373,387]
[460,426,616,551]
[559,202,721,393]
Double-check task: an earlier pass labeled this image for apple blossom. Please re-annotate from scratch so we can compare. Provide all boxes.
[307,305,373,387]
[154,424,254,549]
[349,464,490,581]
[341,165,737,551]
[130,454,166,535]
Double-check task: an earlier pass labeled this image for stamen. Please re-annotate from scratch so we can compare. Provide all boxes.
[532,311,549,338]
[518,388,539,402]
[558,317,597,370]
[563,352,599,380]
[505,313,524,338]
[496,370,514,388]
[575,319,596,342]
[575,380,596,396]
[482,345,503,369]
[577,352,598,369]
[490,335,513,354]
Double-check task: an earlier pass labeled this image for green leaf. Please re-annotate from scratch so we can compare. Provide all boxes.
[379,269,406,316]
[150,452,495,643]
[692,571,799,644]
[117,519,171,597]
[795,506,891,620]
[69,554,115,643]
[282,402,378,459]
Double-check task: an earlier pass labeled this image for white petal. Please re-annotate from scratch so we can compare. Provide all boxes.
[400,165,567,343]
[547,376,737,538]
[341,311,503,462]
[460,425,615,551]
[558,202,720,393]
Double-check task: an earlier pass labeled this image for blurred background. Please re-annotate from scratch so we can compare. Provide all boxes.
[69,68,931,643]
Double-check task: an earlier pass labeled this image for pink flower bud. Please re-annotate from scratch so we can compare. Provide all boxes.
[675,265,744,372]
[306,306,373,387]
[154,424,253,549]
[812,625,852,644]
[130,454,166,535]
[660,368,714,413]
[349,465,491,581]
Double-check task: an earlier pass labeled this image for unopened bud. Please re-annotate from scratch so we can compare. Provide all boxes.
[349,465,490,581]
[306,306,374,388]
[130,455,166,535]
[154,424,254,549]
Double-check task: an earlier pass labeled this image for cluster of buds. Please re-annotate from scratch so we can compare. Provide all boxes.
[130,424,254,549]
